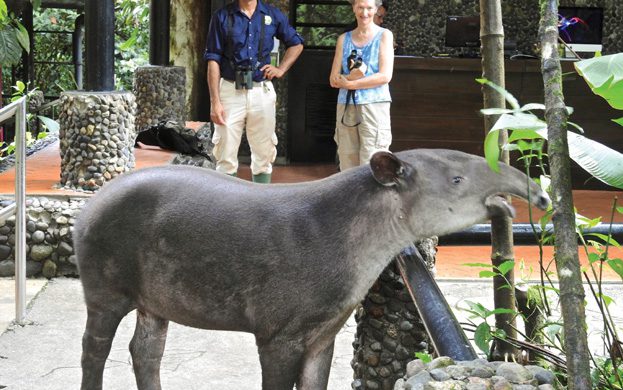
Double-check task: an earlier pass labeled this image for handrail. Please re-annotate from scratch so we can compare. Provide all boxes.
[0,96,28,324]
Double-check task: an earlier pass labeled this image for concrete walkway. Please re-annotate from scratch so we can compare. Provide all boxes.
[1,278,621,389]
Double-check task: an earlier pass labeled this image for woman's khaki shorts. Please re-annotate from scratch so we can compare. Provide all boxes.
[334,102,392,171]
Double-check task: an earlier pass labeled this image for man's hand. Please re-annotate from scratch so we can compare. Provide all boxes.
[260,64,285,80]
[210,100,226,125]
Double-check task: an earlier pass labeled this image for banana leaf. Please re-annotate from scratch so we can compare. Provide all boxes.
[0,27,22,65]
[574,53,623,112]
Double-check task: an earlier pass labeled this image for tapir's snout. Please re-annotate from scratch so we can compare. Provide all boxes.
[535,191,551,210]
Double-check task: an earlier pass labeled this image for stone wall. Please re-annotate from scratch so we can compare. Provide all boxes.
[383,0,622,57]
[0,197,85,279]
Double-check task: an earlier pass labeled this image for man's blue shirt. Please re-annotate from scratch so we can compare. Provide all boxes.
[204,1,304,82]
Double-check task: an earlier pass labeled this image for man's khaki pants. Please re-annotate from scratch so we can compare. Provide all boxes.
[212,79,278,175]
[334,102,392,171]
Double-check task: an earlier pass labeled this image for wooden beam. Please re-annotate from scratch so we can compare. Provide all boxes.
[41,0,85,10]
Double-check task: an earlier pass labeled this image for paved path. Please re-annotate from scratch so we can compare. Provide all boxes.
[1,278,621,389]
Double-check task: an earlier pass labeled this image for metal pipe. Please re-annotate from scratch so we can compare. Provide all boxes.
[84,0,114,91]
[396,245,478,361]
[14,97,27,324]
[149,0,171,66]
[439,223,623,246]
[73,14,85,90]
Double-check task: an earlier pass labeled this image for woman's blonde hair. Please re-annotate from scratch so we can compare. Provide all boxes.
[349,0,383,7]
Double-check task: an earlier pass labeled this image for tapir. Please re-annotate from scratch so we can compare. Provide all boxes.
[74,149,550,390]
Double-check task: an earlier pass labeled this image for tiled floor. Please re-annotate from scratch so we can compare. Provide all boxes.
[1,139,622,280]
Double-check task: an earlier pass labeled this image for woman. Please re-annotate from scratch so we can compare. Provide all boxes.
[330,0,394,171]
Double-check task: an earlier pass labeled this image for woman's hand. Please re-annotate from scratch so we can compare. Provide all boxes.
[332,75,353,89]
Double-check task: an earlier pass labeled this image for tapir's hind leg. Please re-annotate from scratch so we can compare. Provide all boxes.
[81,298,133,390]
[297,341,335,390]
[257,338,305,390]
[129,310,169,390]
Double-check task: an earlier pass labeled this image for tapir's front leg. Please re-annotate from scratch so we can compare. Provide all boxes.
[257,337,305,389]
[297,340,335,390]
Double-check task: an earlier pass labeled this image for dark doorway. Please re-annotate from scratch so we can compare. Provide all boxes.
[287,0,351,163]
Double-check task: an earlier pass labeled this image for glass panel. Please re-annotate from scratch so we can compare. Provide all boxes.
[297,26,349,47]
[296,3,353,25]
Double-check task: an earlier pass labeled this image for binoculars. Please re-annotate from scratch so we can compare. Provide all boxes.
[235,66,254,90]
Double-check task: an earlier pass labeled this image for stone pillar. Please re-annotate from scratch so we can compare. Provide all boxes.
[133,65,186,131]
[352,239,437,390]
[58,91,136,192]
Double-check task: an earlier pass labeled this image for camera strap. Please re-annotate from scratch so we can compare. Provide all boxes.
[341,90,362,127]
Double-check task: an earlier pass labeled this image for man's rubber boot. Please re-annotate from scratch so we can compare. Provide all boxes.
[252,173,271,184]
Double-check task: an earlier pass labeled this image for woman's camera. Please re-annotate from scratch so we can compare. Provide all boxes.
[346,49,367,79]
[347,50,363,71]
[235,66,254,90]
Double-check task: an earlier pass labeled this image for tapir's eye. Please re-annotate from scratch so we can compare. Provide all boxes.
[452,176,464,184]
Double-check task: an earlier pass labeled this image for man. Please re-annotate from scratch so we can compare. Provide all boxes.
[373,1,388,26]
[205,0,304,183]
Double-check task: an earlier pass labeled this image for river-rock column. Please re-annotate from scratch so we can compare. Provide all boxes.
[133,65,186,131]
[58,91,136,192]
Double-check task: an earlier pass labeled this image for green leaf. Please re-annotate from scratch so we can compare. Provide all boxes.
[414,352,432,363]
[487,308,516,317]
[596,293,614,307]
[566,131,623,190]
[607,259,623,280]
[520,103,546,112]
[614,117,623,127]
[575,53,623,110]
[481,108,515,115]
[584,233,621,248]
[490,112,547,133]
[119,29,138,51]
[464,300,489,319]
[484,130,500,172]
[588,252,602,264]
[0,27,23,65]
[476,78,520,110]
[15,23,29,53]
[1,0,7,21]
[479,270,498,278]
[497,260,515,276]
[463,262,495,269]
[474,322,492,355]
[508,129,544,143]
[37,115,60,133]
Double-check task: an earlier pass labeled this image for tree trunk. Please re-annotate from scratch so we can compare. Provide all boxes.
[170,0,211,121]
[539,2,592,388]
[479,0,519,361]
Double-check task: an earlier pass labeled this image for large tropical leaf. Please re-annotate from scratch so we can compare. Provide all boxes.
[534,128,623,189]
[574,53,623,111]
[0,27,22,65]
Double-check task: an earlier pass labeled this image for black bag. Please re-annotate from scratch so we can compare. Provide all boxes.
[135,122,211,160]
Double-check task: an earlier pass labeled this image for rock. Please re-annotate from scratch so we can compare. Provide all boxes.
[405,371,432,389]
[495,363,534,384]
[406,359,427,377]
[423,380,467,389]
[30,244,53,261]
[56,241,73,256]
[525,366,555,385]
[0,259,15,276]
[428,357,455,370]
[42,259,57,278]
[429,368,451,381]
[0,244,11,260]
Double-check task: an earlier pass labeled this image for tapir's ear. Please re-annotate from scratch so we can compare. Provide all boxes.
[370,151,405,186]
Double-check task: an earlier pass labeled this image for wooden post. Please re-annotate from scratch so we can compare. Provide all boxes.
[85,0,114,91]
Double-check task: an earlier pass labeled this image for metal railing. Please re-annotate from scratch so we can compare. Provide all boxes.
[0,96,28,324]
